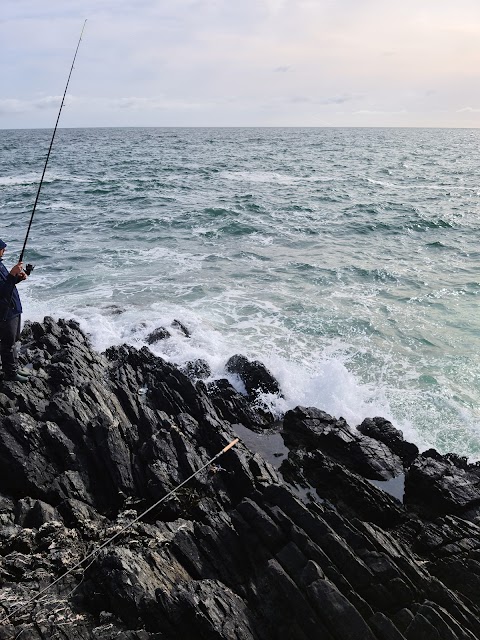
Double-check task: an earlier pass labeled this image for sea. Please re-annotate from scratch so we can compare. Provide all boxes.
[1,127,479,459]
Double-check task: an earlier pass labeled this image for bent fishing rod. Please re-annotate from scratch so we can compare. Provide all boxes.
[19,19,87,273]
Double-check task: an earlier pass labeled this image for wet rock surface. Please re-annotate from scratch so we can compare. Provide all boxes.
[0,317,479,639]
[225,355,281,399]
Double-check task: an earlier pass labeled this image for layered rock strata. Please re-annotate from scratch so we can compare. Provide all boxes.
[0,317,479,639]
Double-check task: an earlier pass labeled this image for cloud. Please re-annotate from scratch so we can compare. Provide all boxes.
[34,96,65,110]
[456,106,480,113]
[353,109,407,115]
[0,94,214,116]
[108,96,213,111]
[0,95,70,114]
[4,0,480,126]
[320,95,356,105]
[289,94,356,105]
[0,99,26,114]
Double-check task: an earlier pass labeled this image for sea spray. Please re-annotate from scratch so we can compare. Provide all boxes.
[2,126,480,459]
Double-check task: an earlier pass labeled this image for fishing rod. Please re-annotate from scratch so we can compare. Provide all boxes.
[0,437,240,626]
[19,19,87,272]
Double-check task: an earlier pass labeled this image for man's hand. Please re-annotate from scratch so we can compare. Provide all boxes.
[10,262,25,278]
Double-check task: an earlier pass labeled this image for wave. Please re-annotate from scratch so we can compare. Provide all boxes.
[365,177,476,192]
[19,273,480,462]
[218,222,259,236]
[407,217,454,231]
[21,296,396,429]
[5,126,480,462]
[220,171,329,185]
[0,173,92,187]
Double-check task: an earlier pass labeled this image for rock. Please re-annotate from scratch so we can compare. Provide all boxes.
[182,359,211,380]
[225,354,281,398]
[15,497,61,528]
[369,611,408,639]
[404,452,480,517]
[146,327,171,344]
[280,450,407,528]
[158,579,257,639]
[357,417,419,466]
[205,379,275,430]
[0,317,479,639]
[171,320,191,337]
[283,406,404,480]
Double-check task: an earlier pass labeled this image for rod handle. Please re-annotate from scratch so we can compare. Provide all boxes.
[221,438,239,454]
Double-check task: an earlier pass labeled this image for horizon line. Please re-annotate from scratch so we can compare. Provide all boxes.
[2,124,480,131]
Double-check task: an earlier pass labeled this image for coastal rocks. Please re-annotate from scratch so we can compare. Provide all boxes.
[0,317,479,639]
[283,406,404,480]
[205,378,276,430]
[80,483,455,639]
[182,358,211,380]
[280,448,407,529]
[146,319,191,345]
[203,354,283,431]
[404,451,480,519]
[146,327,171,343]
[357,417,419,467]
[171,319,191,338]
[225,354,281,398]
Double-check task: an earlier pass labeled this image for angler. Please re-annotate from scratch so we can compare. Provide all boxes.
[0,21,87,386]
[0,239,30,382]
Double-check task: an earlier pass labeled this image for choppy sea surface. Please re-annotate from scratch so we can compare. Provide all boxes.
[1,127,480,458]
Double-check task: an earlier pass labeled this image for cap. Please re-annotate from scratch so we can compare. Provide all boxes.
[0,239,6,250]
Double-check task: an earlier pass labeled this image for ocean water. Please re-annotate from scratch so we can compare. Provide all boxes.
[1,127,480,459]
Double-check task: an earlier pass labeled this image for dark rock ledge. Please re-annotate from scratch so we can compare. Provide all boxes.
[0,317,479,639]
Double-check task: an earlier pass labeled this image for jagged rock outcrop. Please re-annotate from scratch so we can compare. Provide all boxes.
[182,358,211,381]
[146,320,191,345]
[357,417,419,467]
[0,317,479,639]
[146,327,171,344]
[225,354,281,398]
[283,406,404,480]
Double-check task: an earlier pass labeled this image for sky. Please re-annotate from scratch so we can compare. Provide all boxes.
[2,0,480,128]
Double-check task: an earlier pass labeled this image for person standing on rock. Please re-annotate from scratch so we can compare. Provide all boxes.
[0,239,29,382]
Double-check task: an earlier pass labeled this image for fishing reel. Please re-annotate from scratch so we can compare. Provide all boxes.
[24,264,35,276]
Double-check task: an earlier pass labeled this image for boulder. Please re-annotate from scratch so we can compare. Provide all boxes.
[283,406,404,480]
[404,452,480,517]
[146,327,171,344]
[225,354,281,398]
[171,319,191,337]
[182,359,211,380]
[357,417,419,466]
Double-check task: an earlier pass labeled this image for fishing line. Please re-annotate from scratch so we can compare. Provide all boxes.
[19,19,87,265]
[0,437,239,626]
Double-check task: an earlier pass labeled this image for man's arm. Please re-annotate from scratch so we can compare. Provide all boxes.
[0,263,26,302]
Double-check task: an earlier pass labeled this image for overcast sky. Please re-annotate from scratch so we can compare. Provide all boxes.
[2,0,480,128]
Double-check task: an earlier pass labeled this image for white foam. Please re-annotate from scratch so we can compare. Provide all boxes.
[136,246,204,273]
[365,177,475,191]
[220,171,327,185]
[0,172,92,187]
[22,288,480,461]
[0,173,45,187]
[22,288,396,426]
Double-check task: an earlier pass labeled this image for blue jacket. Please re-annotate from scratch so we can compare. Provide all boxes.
[0,259,22,321]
